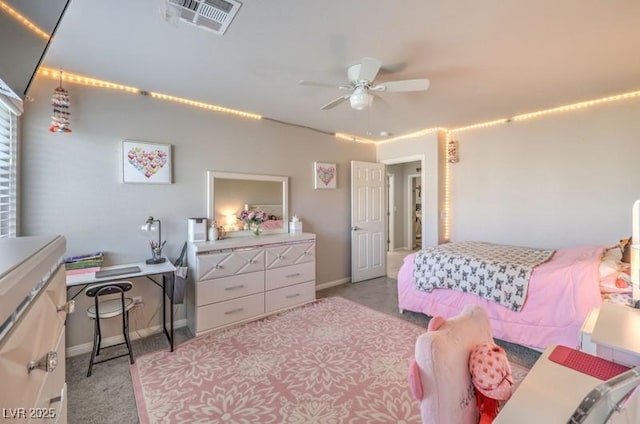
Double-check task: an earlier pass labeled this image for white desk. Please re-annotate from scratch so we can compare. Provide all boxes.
[496,346,639,423]
[66,259,177,351]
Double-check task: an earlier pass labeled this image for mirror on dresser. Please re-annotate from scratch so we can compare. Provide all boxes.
[207,171,289,236]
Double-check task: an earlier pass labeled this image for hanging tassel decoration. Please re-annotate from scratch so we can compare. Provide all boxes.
[49,71,72,133]
[447,139,459,163]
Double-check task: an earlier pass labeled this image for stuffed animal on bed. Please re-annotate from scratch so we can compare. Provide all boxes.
[408,304,495,424]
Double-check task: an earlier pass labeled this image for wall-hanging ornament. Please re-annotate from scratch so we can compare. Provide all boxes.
[49,71,72,133]
[447,138,459,163]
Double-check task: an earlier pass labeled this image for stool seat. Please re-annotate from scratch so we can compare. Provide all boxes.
[84,280,135,377]
[87,297,134,319]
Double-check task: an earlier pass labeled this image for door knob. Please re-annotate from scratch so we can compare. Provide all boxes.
[352,226,361,231]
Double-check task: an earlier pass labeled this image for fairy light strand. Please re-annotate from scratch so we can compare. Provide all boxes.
[0,1,50,40]
[38,68,262,120]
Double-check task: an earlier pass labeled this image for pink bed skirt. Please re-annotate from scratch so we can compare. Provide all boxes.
[398,246,605,350]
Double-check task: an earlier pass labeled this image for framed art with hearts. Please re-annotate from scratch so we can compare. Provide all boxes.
[314,161,337,189]
[122,140,172,184]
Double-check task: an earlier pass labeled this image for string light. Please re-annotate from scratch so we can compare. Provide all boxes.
[38,67,640,141]
[443,131,452,241]
[333,133,376,143]
[0,0,50,40]
[377,127,445,144]
[38,68,262,120]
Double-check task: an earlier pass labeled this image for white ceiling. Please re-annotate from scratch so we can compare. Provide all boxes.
[36,0,640,141]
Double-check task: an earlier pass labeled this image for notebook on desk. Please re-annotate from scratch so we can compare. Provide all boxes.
[94,266,141,279]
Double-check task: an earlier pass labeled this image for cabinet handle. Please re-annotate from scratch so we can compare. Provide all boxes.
[224,284,245,291]
[215,264,223,269]
[286,293,301,299]
[49,385,65,424]
[57,300,75,315]
[28,351,58,373]
[286,273,301,278]
[248,259,256,264]
[224,308,244,315]
[278,255,286,260]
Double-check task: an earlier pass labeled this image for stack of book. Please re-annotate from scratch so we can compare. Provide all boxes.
[64,252,104,275]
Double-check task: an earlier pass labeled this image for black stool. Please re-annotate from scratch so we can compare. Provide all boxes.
[85,281,135,377]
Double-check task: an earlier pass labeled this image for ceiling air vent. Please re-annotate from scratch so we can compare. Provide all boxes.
[166,0,241,35]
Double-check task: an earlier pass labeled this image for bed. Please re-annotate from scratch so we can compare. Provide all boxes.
[398,242,632,350]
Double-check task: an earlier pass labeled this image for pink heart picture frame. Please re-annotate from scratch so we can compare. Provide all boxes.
[314,161,337,189]
[122,140,172,184]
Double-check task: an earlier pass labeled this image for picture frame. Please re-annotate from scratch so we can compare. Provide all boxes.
[122,140,172,184]
[314,161,337,189]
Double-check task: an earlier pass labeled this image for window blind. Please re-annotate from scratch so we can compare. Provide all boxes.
[0,98,17,238]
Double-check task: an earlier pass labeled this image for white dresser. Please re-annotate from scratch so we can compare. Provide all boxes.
[186,233,316,336]
[0,235,69,423]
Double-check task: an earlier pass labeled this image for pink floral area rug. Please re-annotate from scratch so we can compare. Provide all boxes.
[130,297,529,423]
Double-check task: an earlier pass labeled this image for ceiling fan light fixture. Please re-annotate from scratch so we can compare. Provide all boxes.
[350,87,369,110]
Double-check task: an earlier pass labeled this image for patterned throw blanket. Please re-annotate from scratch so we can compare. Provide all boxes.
[413,241,555,311]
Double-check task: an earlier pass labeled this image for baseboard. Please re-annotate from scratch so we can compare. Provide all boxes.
[316,278,350,291]
[66,318,187,357]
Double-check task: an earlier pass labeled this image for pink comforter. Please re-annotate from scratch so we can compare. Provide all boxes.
[398,246,605,350]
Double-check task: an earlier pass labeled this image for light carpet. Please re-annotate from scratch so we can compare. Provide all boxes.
[130,297,528,423]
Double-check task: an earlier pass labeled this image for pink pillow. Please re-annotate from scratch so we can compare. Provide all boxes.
[412,305,494,424]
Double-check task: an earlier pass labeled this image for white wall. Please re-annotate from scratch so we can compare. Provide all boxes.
[21,76,375,348]
[450,99,640,248]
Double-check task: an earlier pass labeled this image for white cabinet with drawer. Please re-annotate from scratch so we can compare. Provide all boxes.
[0,235,69,423]
[187,233,316,336]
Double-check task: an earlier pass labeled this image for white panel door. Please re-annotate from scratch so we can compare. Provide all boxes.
[351,160,386,282]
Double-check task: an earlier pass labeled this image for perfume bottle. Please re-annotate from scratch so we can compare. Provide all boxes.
[208,221,218,241]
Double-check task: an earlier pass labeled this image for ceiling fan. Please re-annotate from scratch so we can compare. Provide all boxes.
[300,57,430,111]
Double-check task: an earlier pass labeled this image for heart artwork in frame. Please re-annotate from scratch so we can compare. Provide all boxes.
[314,162,337,189]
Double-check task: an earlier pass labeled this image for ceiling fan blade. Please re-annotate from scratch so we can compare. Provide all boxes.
[321,95,350,110]
[358,57,382,82]
[373,78,430,92]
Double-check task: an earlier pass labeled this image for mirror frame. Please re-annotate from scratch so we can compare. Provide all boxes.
[207,171,289,236]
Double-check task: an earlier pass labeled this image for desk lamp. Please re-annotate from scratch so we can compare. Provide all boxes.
[141,216,166,264]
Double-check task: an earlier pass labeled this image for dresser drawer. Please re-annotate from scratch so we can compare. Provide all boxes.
[265,242,315,269]
[197,272,264,306]
[265,281,315,313]
[197,249,264,280]
[196,293,265,334]
[265,261,315,291]
[33,327,66,423]
[0,268,66,411]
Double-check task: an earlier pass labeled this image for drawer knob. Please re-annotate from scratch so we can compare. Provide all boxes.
[286,293,301,299]
[286,273,301,278]
[57,300,75,315]
[215,264,223,269]
[28,351,58,373]
[224,308,244,315]
[278,255,285,260]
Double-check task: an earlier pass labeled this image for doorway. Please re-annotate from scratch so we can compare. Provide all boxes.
[386,173,395,252]
[382,158,424,278]
[408,174,422,250]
